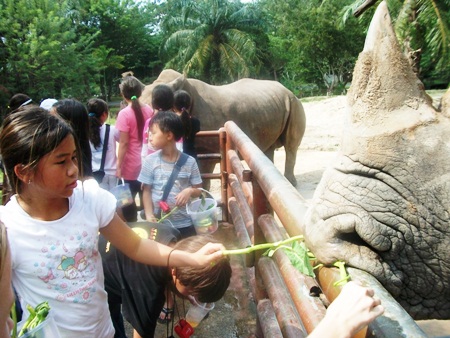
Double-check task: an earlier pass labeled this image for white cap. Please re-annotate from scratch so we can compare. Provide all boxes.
[40,98,58,110]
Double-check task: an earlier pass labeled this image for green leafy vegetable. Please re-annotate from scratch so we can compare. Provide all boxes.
[222,235,350,286]
[265,241,315,277]
[332,261,350,286]
[18,301,51,337]
[222,235,304,255]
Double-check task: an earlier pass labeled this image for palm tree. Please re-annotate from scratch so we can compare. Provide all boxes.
[342,0,450,85]
[160,0,263,84]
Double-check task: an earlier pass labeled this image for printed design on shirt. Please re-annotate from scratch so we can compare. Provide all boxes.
[35,228,99,304]
[57,251,87,279]
[38,269,55,283]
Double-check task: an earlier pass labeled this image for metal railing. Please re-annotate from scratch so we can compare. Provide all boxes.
[221,121,427,337]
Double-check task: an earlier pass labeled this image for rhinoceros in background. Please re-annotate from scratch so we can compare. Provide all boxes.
[141,70,306,187]
[302,1,450,320]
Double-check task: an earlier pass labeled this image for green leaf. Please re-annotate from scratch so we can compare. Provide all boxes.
[283,241,315,277]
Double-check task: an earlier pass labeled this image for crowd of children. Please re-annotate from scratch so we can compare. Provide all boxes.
[0,75,384,337]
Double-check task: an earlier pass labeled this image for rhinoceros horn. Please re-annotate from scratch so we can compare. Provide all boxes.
[302,1,450,319]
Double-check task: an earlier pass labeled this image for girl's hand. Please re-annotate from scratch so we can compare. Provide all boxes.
[190,242,226,267]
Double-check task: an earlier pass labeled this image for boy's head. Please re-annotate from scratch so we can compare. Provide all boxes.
[150,110,184,142]
[171,235,232,303]
[151,84,174,111]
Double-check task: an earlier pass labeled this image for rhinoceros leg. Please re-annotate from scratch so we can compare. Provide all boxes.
[282,98,306,187]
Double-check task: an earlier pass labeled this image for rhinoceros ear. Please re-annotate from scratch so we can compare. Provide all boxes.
[168,73,187,91]
[347,1,435,131]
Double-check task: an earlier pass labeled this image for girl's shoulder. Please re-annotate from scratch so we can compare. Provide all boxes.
[141,105,153,118]
[117,105,133,118]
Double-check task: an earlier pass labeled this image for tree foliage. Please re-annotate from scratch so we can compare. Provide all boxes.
[342,0,450,88]
[0,0,446,115]
[261,0,366,96]
[159,0,266,84]
[0,0,97,101]
[0,0,162,111]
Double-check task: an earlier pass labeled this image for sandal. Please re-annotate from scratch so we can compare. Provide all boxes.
[157,307,174,324]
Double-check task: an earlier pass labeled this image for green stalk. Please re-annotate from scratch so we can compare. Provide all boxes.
[333,261,350,286]
[10,303,17,338]
[158,206,178,223]
[222,235,304,255]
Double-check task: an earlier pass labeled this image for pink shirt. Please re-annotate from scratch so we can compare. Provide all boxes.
[116,104,153,180]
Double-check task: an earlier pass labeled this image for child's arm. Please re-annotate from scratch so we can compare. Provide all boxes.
[175,183,202,206]
[142,184,157,222]
[100,213,224,267]
[116,131,129,178]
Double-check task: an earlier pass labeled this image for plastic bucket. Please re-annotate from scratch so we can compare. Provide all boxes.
[186,189,218,235]
[111,178,133,208]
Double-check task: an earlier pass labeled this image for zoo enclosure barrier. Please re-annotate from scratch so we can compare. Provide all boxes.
[198,121,427,337]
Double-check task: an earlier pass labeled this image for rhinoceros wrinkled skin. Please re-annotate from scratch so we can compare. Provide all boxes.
[302,1,450,320]
[140,69,306,187]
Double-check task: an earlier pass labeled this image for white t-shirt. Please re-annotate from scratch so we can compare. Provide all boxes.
[0,179,117,338]
[90,124,120,176]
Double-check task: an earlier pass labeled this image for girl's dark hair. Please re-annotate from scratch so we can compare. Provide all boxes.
[149,110,184,141]
[7,93,33,116]
[0,107,80,195]
[87,98,108,149]
[119,75,146,142]
[53,99,92,177]
[174,90,192,139]
[173,235,232,303]
[152,84,174,111]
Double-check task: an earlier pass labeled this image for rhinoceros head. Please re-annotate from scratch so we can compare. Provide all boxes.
[302,1,450,320]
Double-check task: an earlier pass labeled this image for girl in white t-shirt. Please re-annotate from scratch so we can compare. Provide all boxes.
[0,107,224,338]
[87,98,120,191]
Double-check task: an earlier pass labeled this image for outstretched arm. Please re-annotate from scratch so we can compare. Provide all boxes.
[309,281,384,338]
[100,213,224,267]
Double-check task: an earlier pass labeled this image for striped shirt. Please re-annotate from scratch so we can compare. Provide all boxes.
[138,150,202,228]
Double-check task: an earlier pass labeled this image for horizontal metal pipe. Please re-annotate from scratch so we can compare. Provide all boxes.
[224,121,309,238]
[257,299,283,338]
[258,257,308,338]
[198,153,221,160]
[197,130,220,137]
[200,173,221,180]
[348,268,427,338]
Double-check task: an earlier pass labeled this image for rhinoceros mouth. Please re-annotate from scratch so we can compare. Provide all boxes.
[305,156,450,319]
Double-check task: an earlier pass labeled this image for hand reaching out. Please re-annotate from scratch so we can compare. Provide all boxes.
[309,281,384,338]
